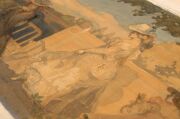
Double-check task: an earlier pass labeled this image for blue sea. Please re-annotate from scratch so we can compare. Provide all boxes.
[79,0,180,42]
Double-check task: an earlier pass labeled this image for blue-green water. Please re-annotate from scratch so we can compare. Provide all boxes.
[79,0,180,42]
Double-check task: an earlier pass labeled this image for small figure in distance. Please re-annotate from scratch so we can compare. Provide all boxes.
[166,87,180,110]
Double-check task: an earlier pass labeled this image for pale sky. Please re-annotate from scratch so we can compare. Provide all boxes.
[148,0,180,16]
